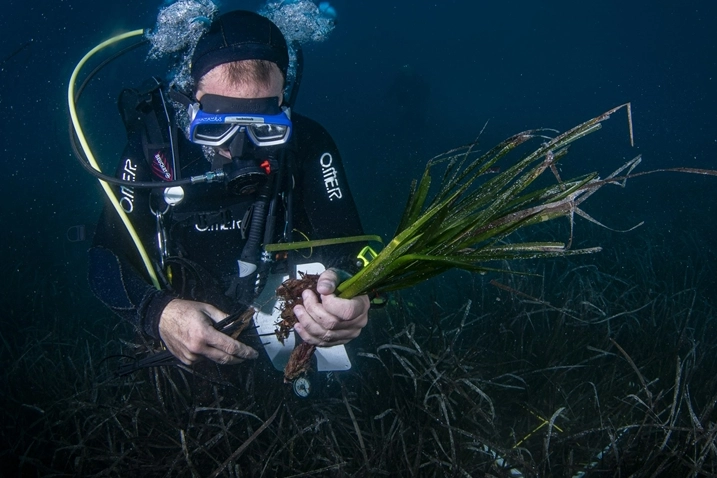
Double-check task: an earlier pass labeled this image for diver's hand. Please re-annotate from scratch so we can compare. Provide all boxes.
[158,299,258,366]
[293,269,370,346]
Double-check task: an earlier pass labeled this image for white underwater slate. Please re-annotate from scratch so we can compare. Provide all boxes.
[253,262,352,372]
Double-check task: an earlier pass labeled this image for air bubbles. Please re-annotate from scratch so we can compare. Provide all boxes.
[259,0,338,97]
[259,0,337,45]
[318,2,337,19]
[145,0,218,91]
[145,1,338,103]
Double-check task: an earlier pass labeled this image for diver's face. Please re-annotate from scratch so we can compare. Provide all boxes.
[195,62,285,159]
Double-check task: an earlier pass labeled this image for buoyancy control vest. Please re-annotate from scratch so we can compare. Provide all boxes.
[117,78,293,308]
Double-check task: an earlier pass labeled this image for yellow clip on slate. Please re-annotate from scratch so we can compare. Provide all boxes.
[357,245,379,267]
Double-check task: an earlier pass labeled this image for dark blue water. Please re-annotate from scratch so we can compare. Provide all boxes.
[2,0,715,267]
[1,0,716,474]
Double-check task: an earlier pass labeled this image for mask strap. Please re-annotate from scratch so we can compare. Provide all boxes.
[168,87,194,107]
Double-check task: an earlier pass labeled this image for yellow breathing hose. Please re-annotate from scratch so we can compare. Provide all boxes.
[68,29,161,290]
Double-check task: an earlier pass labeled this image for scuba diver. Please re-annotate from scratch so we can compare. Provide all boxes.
[87,9,370,370]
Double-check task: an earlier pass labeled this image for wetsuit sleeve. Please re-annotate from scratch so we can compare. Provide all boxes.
[294,115,365,273]
[88,137,174,340]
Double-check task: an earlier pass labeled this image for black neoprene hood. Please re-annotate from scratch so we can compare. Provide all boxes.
[190,10,289,84]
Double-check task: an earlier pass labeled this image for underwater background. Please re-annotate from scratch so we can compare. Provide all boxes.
[1,0,716,476]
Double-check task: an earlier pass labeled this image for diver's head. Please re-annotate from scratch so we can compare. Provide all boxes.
[185,10,293,194]
[191,10,289,97]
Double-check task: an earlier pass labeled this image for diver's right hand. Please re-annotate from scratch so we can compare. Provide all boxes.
[158,298,258,366]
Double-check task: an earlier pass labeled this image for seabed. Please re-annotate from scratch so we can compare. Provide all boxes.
[2,231,716,477]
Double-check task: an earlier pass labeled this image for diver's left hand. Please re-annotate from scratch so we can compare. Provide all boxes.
[293,269,370,346]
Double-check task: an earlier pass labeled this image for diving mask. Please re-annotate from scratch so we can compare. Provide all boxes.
[188,95,292,149]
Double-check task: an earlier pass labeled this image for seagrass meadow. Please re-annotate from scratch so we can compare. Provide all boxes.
[2,227,717,476]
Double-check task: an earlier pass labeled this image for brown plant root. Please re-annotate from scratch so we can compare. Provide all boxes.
[275,273,320,381]
[284,343,316,383]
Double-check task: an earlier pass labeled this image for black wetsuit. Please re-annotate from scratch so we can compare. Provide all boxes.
[88,98,364,341]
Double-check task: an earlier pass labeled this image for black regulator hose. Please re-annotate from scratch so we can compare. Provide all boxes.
[254,161,285,296]
[239,175,274,275]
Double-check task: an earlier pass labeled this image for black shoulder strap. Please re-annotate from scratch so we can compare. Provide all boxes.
[118,77,162,139]
[118,77,179,182]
